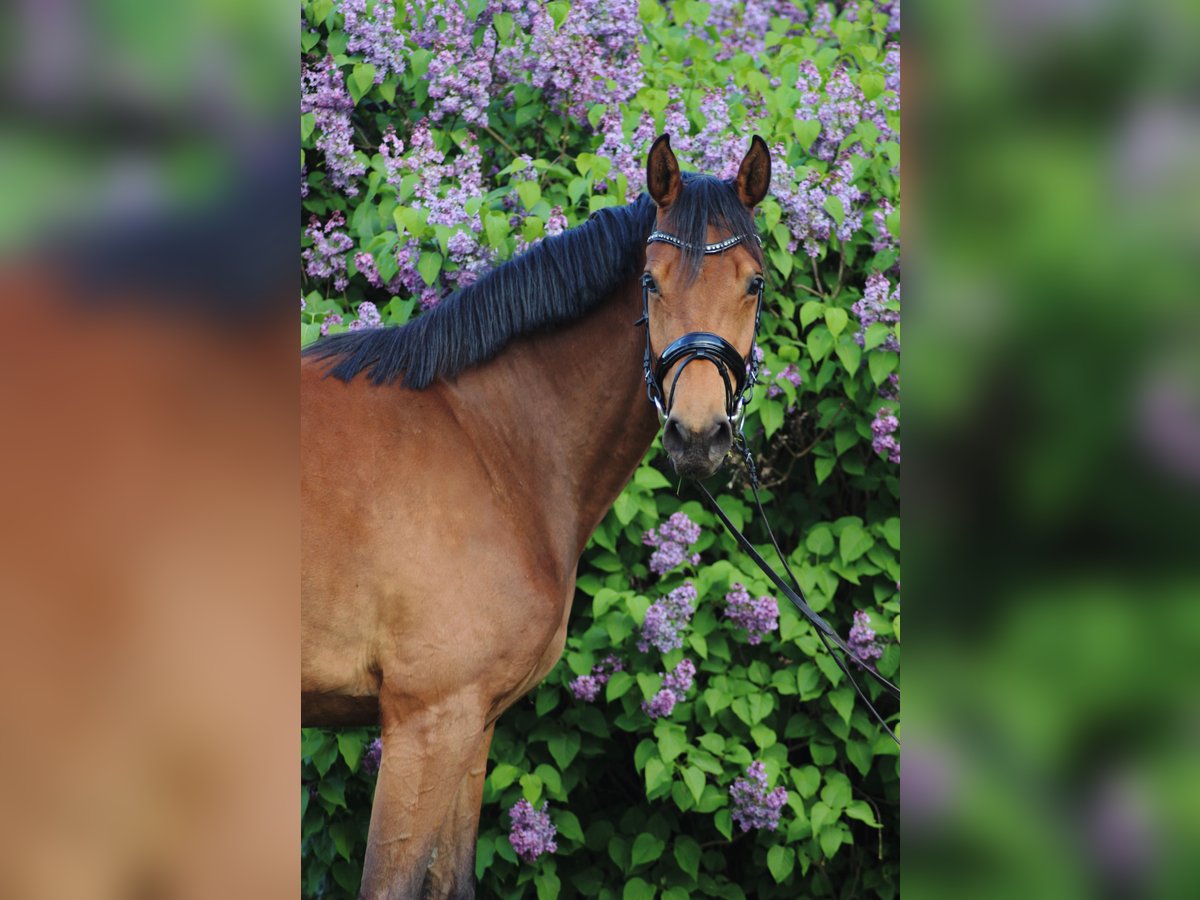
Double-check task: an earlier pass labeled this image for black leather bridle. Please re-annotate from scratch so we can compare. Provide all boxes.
[637,226,901,744]
[636,229,764,428]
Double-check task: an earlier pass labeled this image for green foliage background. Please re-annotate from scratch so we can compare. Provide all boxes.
[301,1,900,896]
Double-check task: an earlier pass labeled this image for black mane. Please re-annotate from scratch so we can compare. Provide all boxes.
[304,172,761,388]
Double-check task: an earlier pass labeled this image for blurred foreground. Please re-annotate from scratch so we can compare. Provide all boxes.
[908,0,1200,898]
[0,0,298,897]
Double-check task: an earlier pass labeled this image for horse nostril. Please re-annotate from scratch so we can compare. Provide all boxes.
[663,417,687,455]
[706,417,732,446]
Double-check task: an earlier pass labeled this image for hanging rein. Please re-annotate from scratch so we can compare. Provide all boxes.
[635,229,901,745]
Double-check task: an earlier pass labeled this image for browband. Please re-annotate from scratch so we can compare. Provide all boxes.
[646,231,762,254]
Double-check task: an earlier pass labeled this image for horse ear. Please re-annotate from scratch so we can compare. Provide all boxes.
[735,135,771,208]
[646,134,682,209]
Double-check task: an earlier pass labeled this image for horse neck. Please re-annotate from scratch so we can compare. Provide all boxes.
[452,274,659,563]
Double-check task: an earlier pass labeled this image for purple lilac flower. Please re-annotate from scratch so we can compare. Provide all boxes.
[766,363,803,398]
[729,762,789,832]
[638,582,697,653]
[642,688,678,720]
[851,272,900,351]
[341,0,406,81]
[361,737,382,774]
[723,583,780,644]
[569,655,624,703]
[876,0,901,34]
[508,799,558,863]
[873,198,897,253]
[642,657,696,719]
[303,211,354,291]
[879,372,900,400]
[871,407,901,464]
[301,57,365,196]
[320,311,344,336]
[350,301,382,330]
[643,512,702,576]
[770,152,864,258]
[848,609,884,663]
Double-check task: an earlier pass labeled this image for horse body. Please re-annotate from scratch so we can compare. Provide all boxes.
[302,134,770,898]
[301,277,657,896]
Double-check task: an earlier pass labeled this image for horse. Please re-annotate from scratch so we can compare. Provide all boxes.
[301,133,772,899]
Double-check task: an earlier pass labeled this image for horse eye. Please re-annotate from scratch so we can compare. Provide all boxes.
[642,273,659,294]
[749,275,765,295]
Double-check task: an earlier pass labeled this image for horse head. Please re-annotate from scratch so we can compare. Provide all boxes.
[642,133,771,479]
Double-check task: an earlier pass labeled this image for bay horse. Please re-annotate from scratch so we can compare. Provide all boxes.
[301,134,771,899]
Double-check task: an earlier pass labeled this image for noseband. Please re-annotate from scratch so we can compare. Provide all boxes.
[636,230,765,428]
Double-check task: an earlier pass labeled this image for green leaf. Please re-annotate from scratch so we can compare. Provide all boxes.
[835,338,862,375]
[613,491,638,525]
[750,723,777,749]
[556,809,586,842]
[882,517,900,549]
[658,728,688,763]
[337,732,365,771]
[864,321,892,351]
[823,195,845,227]
[824,307,848,337]
[548,732,580,770]
[793,118,821,148]
[807,326,834,362]
[805,526,833,555]
[846,740,874,777]
[535,870,561,900]
[839,522,874,563]
[300,112,315,143]
[860,73,885,101]
[810,800,832,834]
[844,799,881,827]
[760,399,784,438]
[520,773,543,804]
[313,737,339,776]
[630,832,665,868]
[767,844,795,883]
[792,765,821,798]
[674,834,701,878]
[682,765,706,804]
[799,300,825,328]
[318,777,346,808]
[516,180,542,210]
[814,456,836,484]
[417,251,442,287]
[348,64,377,104]
[819,825,844,860]
[634,466,673,490]
[330,820,356,861]
[828,685,854,725]
[489,763,519,790]
[644,757,671,796]
[869,350,897,385]
[623,877,655,900]
[606,669,635,701]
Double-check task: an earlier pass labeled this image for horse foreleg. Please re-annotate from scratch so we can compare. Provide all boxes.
[360,693,486,900]
[421,724,495,900]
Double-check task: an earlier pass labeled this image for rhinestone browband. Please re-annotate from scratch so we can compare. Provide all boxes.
[646,230,762,254]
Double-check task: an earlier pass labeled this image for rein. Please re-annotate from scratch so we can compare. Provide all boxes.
[637,227,901,744]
